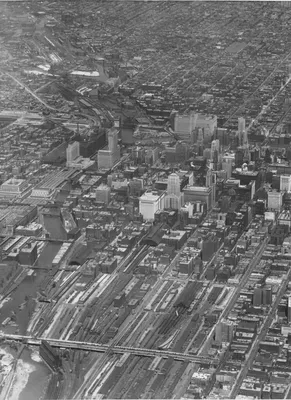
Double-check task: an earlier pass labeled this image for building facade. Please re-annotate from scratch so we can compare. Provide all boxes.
[139,191,165,221]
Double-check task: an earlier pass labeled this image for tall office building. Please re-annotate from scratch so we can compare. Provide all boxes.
[280,174,291,192]
[95,184,111,205]
[66,140,95,169]
[167,173,181,196]
[108,127,118,153]
[288,296,291,323]
[268,190,283,211]
[192,115,217,146]
[98,127,120,169]
[215,320,234,344]
[165,173,184,210]
[222,159,232,179]
[238,117,246,138]
[66,141,80,163]
[210,139,220,159]
[253,288,263,306]
[173,112,197,142]
[210,139,220,169]
[183,186,212,210]
[139,191,165,221]
[206,168,216,207]
[242,129,249,149]
[239,118,250,163]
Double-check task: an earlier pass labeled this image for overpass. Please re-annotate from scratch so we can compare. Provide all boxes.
[1,334,215,364]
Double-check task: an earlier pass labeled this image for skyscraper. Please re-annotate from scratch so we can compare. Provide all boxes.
[206,168,216,207]
[210,139,220,159]
[165,173,184,210]
[66,141,80,163]
[210,139,220,169]
[238,117,246,136]
[108,128,118,153]
[173,112,197,142]
[288,296,291,323]
[95,184,111,205]
[237,117,250,163]
[98,127,120,169]
[167,173,181,196]
[280,174,291,192]
[238,117,247,150]
[242,129,249,149]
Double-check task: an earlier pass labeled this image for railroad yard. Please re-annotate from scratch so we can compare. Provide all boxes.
[1,1,291,400]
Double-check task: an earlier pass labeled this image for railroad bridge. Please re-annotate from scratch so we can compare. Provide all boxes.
[1,333,216,364]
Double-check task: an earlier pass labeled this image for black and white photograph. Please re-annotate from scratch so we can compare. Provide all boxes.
[0,1,291,399]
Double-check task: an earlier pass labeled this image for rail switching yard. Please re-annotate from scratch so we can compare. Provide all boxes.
[2,1,291,399]
[0,211,267,399]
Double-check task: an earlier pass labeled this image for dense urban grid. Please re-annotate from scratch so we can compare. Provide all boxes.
[1,1,291,399]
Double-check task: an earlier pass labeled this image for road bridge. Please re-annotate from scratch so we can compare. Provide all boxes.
[1,334,215,364]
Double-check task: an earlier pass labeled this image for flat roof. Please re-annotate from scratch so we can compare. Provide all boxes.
[70,70,100,77]
[2,178,25,186]
[184,186,211,192]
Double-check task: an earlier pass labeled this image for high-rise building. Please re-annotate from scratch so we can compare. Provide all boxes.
[268,190,283,211]
[211,139,220,155]
[173,112,217,143]
[95,184,111,205]
[97,127,120,169]
[66,141,95,169]
[183,185,213,210]
[139,191,165,221]
[242,133,250,163]
[145,147,159,165]
[242,129,249,149]
[210,139,220,169]
[173,112,197,142]
[262,287,272,305]
[108,127,118,153]
[165,173,184,210]
[206,169,216,206]
[288,296,291,323]
[167,173,180,196]
[280,174,291,192]
[217,127,229,146]
[253,288,262,306]
[215,320,234,344]
[236,117,250,162]
[222,159,232,179]
[196,114,217,136]
[66,141,80,163]
[238,117,246,138]
[235,148,244,168]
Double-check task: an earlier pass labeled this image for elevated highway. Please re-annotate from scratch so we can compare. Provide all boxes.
[1,333,215,364]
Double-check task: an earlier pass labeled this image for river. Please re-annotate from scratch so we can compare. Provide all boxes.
[0,269,48,334]
[0,269,53,399]
[17,348,51,400]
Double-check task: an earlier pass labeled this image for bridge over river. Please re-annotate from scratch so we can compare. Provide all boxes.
[1,333,216,364]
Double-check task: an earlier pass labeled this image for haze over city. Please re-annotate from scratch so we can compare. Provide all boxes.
[1,1,291,400]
